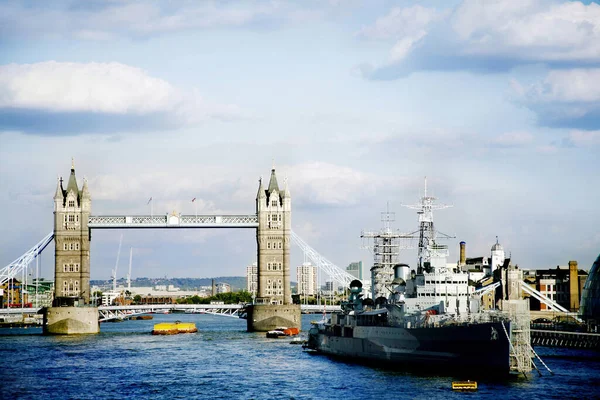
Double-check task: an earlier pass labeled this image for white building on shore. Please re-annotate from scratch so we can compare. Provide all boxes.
[246,262,258,295]
[296,262,317,297]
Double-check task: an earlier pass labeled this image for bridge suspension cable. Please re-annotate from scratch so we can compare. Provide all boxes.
[519,280,582,322]
[290,230,359,288]
[473,281,501,297]
[0,232,54,286]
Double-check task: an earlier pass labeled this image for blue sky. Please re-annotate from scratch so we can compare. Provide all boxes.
[1,0,599,281]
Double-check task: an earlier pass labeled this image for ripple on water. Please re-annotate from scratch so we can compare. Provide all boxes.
[1,314,600,399]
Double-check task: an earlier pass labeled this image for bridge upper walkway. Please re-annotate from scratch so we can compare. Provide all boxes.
[88,214,259,229]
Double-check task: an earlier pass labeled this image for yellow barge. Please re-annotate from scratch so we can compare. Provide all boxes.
[452,381,477,391]
[152,322,198,335]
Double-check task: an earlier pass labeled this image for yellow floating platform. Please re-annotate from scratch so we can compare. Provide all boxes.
[152,322,198,335]
[452,381,477,390]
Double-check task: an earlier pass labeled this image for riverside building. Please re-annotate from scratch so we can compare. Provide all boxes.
[296,262,317,298]
[246,262,258,296]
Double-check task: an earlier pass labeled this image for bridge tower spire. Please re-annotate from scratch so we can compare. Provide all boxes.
[53,160,91,305]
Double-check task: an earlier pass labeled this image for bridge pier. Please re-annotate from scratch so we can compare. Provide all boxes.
[246,304,301,332]
[43,306,99,335]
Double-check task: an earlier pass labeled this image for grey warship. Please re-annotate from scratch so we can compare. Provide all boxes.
[305,180,531,375]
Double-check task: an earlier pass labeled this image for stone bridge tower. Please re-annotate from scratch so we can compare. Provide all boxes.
[248,167,300,331]
[256,168,291,305]
[53,160,91,305]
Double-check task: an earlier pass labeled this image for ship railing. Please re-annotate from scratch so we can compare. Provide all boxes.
[389,311,512,329]
[425,311,511,328]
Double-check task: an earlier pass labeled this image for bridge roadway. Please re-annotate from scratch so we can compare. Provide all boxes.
[531,329,600,350]
[0,304,341,322]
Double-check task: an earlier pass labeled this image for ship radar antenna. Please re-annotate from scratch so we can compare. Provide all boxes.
[401,178,454,272]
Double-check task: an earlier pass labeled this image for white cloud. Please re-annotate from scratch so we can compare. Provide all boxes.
[288,162,390,207]
[451,0,600,62]
[358,5,440,65]
[0,1,313,40]
[358,5,440,41]
[567,130,600,146]
[0,62,180,114]
[535,144,559,154]
[519,69,600,104]
[0,61,246,133]
[512,68,600,129]
[361,1,600,79]
[388,32,428,63]
[491,131,534,147]
[51,160,392,217]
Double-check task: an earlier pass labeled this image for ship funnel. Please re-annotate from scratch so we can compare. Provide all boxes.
[394,263,410,283]
[459,241,466,265]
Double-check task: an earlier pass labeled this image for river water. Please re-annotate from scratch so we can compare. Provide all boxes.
[1,314,599,399]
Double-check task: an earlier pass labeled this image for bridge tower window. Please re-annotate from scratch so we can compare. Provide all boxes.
[68,200,75,207]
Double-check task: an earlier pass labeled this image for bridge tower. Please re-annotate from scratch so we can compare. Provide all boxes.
[44,160,98,334]
[53,160,91,305]
[256,168,291,305]
[247,167,300,331]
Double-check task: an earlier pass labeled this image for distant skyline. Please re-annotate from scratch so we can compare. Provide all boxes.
[1,0,599,280]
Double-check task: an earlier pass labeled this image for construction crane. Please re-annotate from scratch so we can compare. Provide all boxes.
[112,234,123,292]
[127,247,133,292]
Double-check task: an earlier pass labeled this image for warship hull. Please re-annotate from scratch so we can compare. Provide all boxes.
[307,321,512,373]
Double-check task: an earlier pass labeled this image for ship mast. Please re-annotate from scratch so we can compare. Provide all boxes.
[361,203,413,300]
[401,177,453,273]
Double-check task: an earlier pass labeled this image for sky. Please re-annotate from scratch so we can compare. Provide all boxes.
[1,0,599,282]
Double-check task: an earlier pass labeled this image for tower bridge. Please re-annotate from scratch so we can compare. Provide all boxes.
[1,161,357,334]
